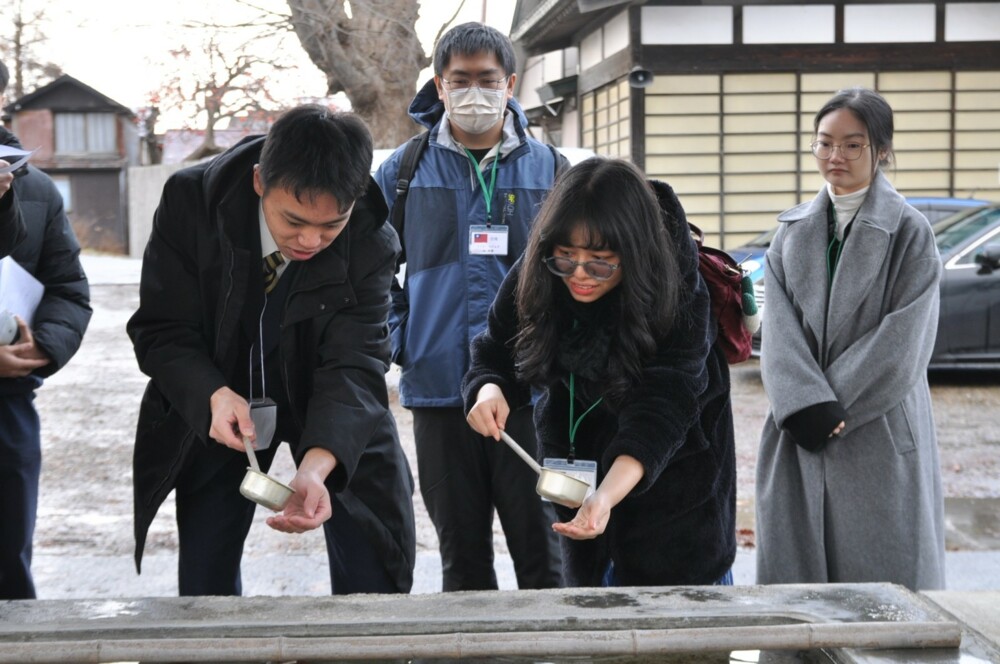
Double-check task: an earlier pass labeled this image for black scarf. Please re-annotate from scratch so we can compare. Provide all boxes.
[555,287,621,384]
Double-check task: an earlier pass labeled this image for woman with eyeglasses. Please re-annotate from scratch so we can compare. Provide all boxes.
[462,157,736,587]
[756,87,945,590]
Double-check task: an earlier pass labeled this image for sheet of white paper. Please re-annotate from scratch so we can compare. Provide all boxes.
[0,257,44,327]
[0,145,37,174]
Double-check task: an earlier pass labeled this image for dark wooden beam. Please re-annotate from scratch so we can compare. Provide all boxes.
[578,48,633,94]
[630,5,645,170]
[576,39,998,95]
[935,1,947,43]
[639,42,1000,74]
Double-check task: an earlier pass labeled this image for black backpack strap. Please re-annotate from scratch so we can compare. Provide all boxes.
[547,143,569,181]
[392,136,561,243]
[391,131,431,242]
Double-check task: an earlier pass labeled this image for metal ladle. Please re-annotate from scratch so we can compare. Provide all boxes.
[499,431,590,508]
[239,436,294,511]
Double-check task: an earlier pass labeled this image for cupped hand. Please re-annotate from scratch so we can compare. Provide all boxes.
[266,468,333,533]
[466,383,509,439]
[552,492,613,540]
[0,317,51,378]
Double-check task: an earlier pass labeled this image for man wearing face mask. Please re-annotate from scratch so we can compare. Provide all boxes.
[375,22,566,592]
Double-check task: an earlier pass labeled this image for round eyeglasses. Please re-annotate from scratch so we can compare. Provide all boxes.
[441,76,508,91]
[543,256,620,281]
[810,140,870,161]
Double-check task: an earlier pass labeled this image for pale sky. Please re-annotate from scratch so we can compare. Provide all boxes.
[30,0,516,128]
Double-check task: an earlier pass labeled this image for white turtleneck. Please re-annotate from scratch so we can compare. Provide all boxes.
[827,183,870,241]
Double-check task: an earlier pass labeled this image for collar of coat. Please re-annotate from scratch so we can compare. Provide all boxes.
[202,136,389,327]
[772,170,907,351]
[777,170,905,233]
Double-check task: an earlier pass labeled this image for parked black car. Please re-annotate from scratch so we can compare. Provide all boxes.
[930,204,1000,368]
[730,197,990,290]
[743,201,1000,368]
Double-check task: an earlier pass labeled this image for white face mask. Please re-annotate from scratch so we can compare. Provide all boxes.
[445,86,507,135]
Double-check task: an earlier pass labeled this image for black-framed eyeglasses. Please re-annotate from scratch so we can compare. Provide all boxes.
[441,76,508,91]
[543,256,620,281]
[810,140,870,161]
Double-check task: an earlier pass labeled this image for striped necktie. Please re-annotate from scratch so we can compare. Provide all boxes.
[262,251,284,294]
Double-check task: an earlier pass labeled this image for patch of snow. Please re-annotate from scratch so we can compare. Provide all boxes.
[80,254,142,286]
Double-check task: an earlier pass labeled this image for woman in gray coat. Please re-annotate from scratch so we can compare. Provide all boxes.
[756,88,946,591]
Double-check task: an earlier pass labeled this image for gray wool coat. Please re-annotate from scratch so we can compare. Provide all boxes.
[756,171,946,591]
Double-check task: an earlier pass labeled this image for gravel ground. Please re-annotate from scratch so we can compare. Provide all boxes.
[26,257,1000,597]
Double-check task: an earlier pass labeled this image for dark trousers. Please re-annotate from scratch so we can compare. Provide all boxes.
[412,406,563,591]
[0,394,41,600]
[175,441,395,596]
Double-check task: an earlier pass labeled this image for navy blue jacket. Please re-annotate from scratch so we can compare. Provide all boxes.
[374,80,564,407]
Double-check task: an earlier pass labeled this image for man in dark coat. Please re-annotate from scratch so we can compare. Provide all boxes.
[127,105,416,595]
[0,61,91,599]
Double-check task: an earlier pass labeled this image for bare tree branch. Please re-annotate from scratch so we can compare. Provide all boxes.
[160,0,479,148]
[0,0,63,98]
[151,31,289,160]
[432,0,468,54]
[283,0,432,146]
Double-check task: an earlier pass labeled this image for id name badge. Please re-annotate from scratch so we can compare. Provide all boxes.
[469,225,509,256]
[542,458,598,501]
[249,398,277,451]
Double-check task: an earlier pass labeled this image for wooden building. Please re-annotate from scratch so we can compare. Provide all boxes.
[512,0,1000,248]
[5,75,139,254]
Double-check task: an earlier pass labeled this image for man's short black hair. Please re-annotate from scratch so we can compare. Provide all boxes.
[257,105,373,212]
[0,61,9,95]
[433,22,516,77]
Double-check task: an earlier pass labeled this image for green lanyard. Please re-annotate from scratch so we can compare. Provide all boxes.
[826,203,855,283]
[463,147,500,226]
[568,372,603,463]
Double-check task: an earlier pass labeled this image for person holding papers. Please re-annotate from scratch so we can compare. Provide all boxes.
[0,59,91,599]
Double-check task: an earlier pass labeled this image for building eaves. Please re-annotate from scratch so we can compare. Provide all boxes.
[512,0,645,55]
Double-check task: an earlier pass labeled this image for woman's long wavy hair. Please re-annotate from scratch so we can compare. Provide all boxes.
[515,158,683,402]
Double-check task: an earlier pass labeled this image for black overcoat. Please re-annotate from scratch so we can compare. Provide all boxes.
[0,185,23,257]
[0,127,26,257]
[127,137,416,591]
[0,127,90,395]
